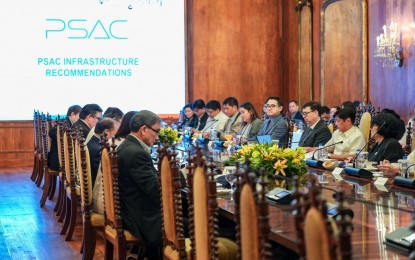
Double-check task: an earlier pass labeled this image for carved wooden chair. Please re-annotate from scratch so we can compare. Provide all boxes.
[101,136,146,260]
[60,126,81,241]
[40,115,60,208]
[35,113,47,187]
[234,164,272,260]
[327,123,334,134]
[405,122,414,155]
[75,132,104,260]
[55,121,67,220]
[292,175,353,259]
[31,110,41,182]
[186,146,238,260]
[157,143,187,259]
[358,112,371,151]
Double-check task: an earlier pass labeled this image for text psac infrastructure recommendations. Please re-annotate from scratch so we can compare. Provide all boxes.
[37,57,139,77]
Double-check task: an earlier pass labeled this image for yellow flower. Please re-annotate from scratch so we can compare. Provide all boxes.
[273,159,288,176]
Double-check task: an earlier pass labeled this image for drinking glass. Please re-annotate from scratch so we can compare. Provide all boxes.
[210,128,217,140]
[225,173,236,201]
[184,127,191,140]
[224,131,233,142]
[235,134,242,145]
[356,151,368,169]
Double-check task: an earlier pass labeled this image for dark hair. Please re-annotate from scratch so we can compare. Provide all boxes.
[321,106,330,115]
[130,110,160,132]
[183,103,192,110]
[115,111,138,139]
[205,100,221,111]
[239,101,259,123]
[334,107,356,123]
[94,118,116,135]
[341,101,355,110]
[103,107,124,120]
[289,100,299,106]
[266,96,283,107]
[79,104,103,120]
[66,105,82,117]
[371,112,399,139]
[223,97,238,107]
[302,101,322,116]
[381,108,406,140]
[191,99,205,110]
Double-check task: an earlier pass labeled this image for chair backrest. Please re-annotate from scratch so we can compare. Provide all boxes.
[405,122,413,155]
[157,143,186,259]
[186,146,219,259]
[63,127,76,189]
[327,123,334,134]
[234,165,271,260]
[359,112,371,151]
[284,119,295,148]
[101,136,122,229]
[75,132,92,211]
[293,175,353,260]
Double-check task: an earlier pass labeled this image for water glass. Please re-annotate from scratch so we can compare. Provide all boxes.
[225,173,236,201]
[356,151,368,169]
[210,128,217,140]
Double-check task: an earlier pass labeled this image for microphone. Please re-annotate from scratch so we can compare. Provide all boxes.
[311,141,344,160]
[353,121,386,168]
[394,163,415,189]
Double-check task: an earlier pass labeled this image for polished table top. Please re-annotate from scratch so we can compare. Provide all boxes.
[216,167,415,259]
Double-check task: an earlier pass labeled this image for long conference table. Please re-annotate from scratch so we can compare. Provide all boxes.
[216,166,414,259]
[173,138,414,259]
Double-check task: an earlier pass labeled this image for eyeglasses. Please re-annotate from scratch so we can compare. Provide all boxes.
[265,104,277,109]
[146,125,160,135]
[206,109,216,114]
[302,110,315,117]
[89,114,101,120]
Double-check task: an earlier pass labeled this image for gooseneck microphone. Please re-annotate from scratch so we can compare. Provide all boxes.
[311,141,344,160]
[353,121,386,168]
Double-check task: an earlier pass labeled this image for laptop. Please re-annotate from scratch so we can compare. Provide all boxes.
[256,135,272,144]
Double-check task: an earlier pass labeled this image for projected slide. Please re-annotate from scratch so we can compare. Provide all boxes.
[0,0,185,120]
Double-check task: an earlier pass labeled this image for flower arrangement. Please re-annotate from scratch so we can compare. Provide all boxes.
[158,127,181,145]
[228,143,308,184]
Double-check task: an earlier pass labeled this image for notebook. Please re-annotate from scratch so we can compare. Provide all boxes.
[256,135,272,144]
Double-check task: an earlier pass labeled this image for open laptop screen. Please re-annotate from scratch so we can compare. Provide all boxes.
[256,135,272,144]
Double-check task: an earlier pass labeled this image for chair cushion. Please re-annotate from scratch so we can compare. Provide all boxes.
[217,237,238,260]
[105,225,138,242]
[90,212,104,227]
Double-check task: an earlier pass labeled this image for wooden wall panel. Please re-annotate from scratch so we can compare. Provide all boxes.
[322,0,364,107]
[0,121,33,168]
[369,0,415,123]
[187,0,283,114]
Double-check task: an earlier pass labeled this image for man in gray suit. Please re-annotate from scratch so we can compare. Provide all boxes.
[251,96,288,145]
[298,101,332,152]
[117,110,162,259]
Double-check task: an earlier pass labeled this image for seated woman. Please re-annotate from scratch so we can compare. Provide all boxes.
[368,112,404,163]
[179,103,197,130]
[237,101,262,143]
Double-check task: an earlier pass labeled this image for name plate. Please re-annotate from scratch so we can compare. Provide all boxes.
[374,177,388,186]
[331,167,343,181]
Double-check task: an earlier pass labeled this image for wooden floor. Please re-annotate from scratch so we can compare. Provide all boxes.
[0,167,105,260]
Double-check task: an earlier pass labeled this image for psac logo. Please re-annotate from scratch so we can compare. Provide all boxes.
[45,19,128,40]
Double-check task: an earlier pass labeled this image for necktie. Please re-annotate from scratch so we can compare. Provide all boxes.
[263,119,271,133]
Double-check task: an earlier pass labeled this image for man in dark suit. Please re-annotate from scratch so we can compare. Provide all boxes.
[117,110,162,258]
[251,96,288,145]
[87,118,118,187]
[191,99,208,132]
[298,101,332,152]
[47,105,82,172]
[72,103,103,138]
[288,100,305,127]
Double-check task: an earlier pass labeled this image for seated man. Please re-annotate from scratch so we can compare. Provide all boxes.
[191,99,209,132]
[320,105,331,124]
[325,108,366,161]
[198,100,229,139]
[218,96,243,140]
[250,96,288,145]
[298,101,332,153]
[288,100,305,126]
[85,106,124,144]
[72,103,103,138]
[87,118,119,188]
[117,110,162,258]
